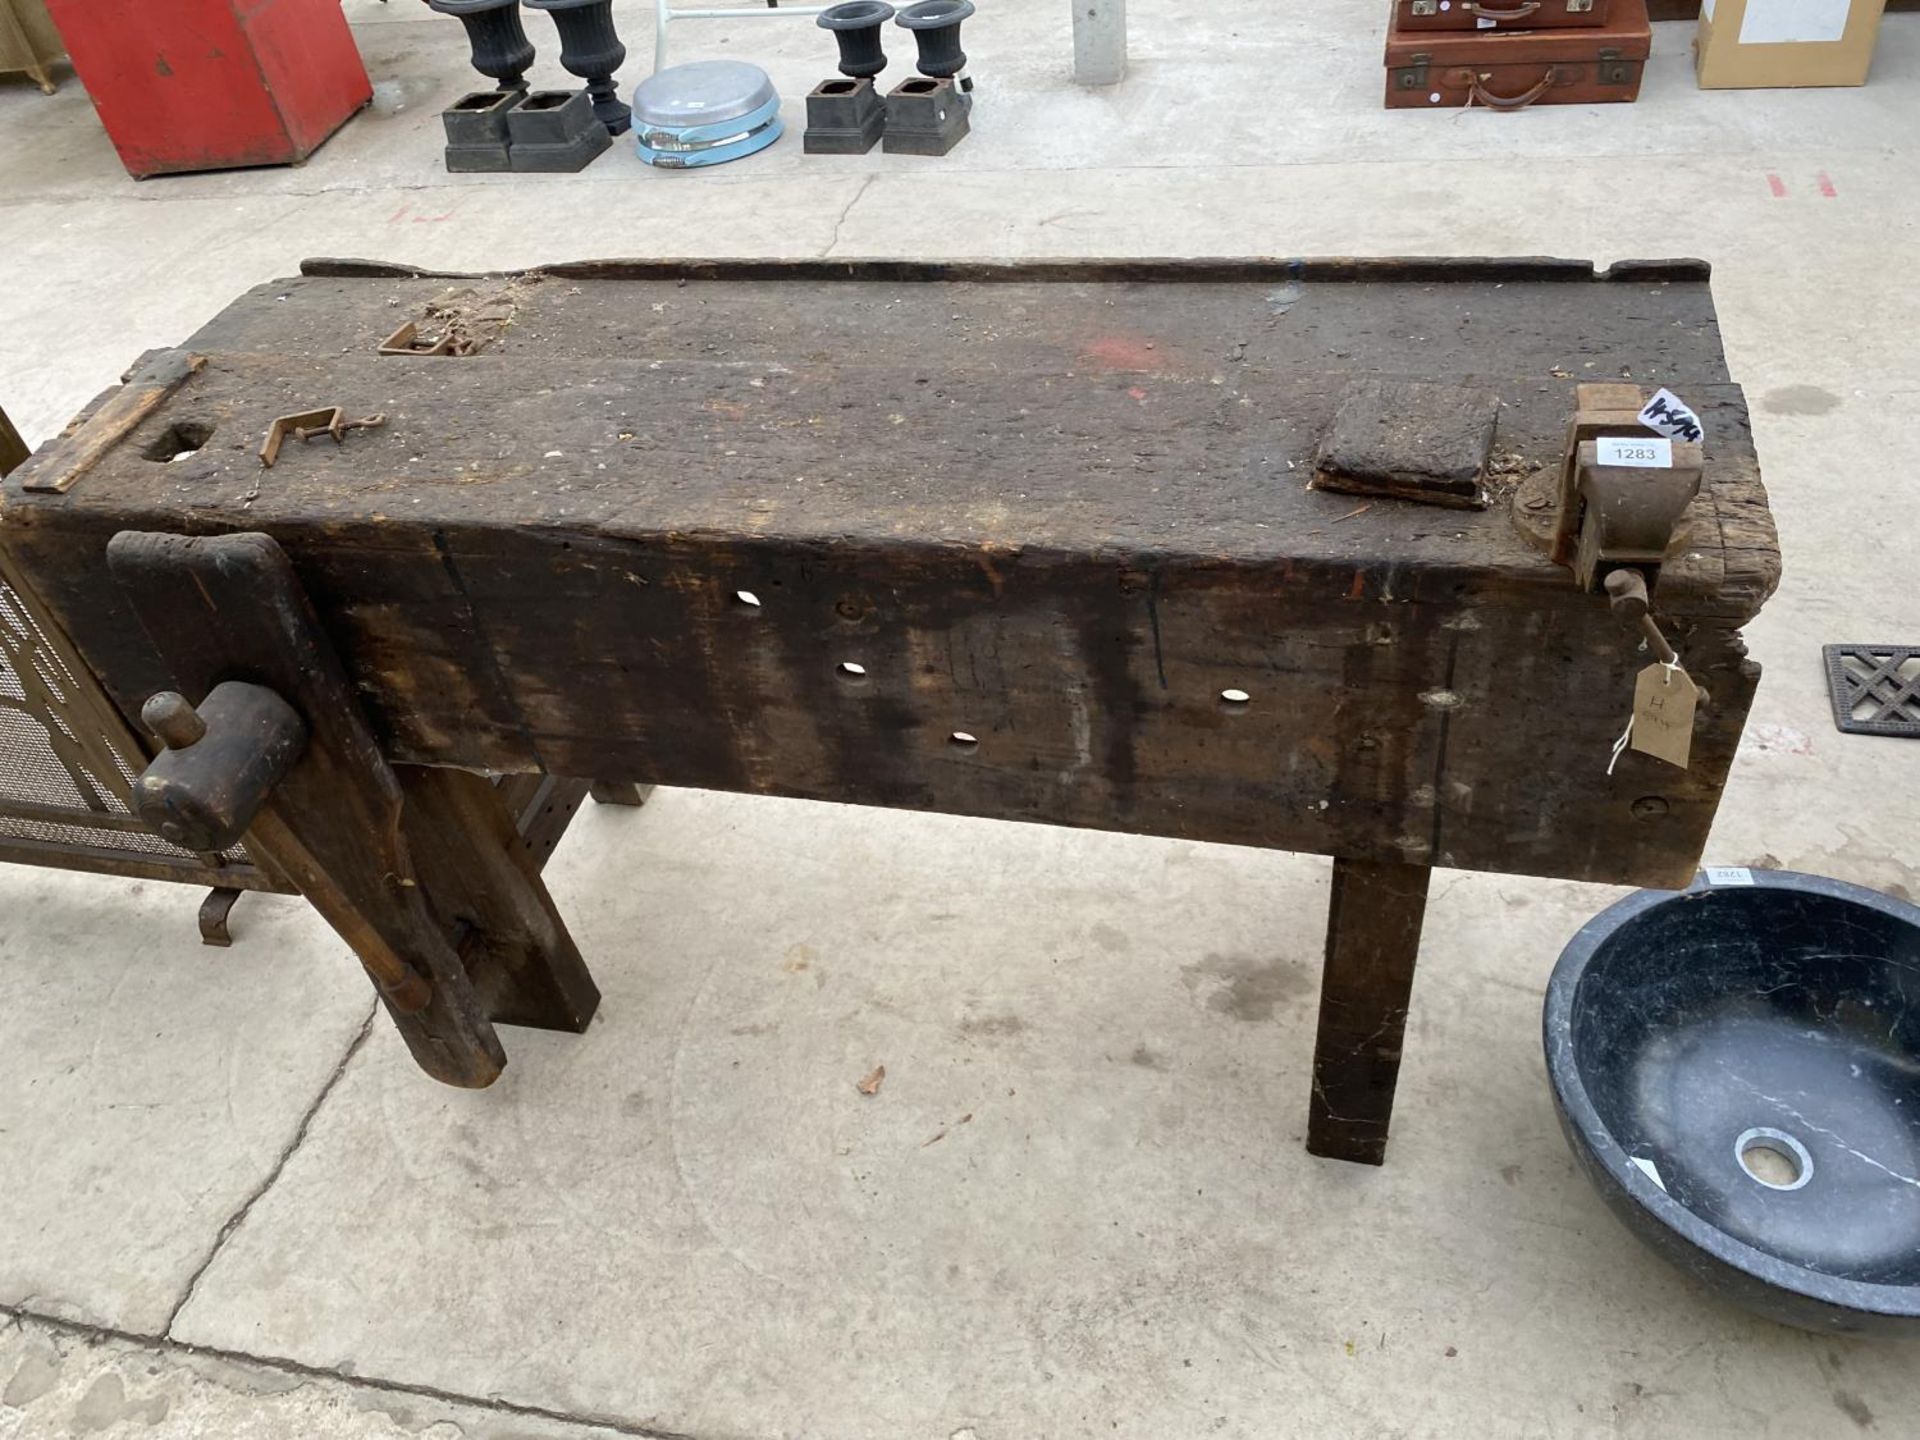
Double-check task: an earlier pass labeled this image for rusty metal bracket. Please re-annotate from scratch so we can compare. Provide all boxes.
[378,320,481,357]
[198,886,245,947]
[260,407,388,468]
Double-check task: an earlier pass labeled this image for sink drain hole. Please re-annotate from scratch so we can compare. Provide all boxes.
[1735,1127,1813,1191]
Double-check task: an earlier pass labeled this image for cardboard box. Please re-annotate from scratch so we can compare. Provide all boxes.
[1696,0,1887,87]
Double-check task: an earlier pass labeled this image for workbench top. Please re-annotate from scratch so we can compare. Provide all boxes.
[1,259,1781,888]
[9,257,1776,622]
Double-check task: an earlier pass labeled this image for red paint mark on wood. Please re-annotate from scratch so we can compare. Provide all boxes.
[1766,173,1787,198]
[1817,171,1837,198]
[1083,335,1161,372]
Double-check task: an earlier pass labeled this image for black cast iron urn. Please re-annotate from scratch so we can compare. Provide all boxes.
[896,0,974,82]
[818,1,896,80]
[428,0,537,93]
[526,0,632,136]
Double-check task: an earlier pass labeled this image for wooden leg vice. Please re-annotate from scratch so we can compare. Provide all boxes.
[110,530,598,1087]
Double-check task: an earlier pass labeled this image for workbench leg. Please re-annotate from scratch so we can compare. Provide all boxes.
[1306,857,1432,1165]
[401,767,599,1033]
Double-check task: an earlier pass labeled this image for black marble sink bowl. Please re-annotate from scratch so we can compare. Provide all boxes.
[1546,870,1920,1335]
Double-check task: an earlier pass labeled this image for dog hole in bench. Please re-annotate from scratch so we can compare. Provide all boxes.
[143,422,213,463]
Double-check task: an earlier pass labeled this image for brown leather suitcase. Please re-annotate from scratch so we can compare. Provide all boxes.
[1385,0,1650,108]
[1391,0,1614,30]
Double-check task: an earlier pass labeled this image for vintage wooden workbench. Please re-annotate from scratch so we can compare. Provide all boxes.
[0,257,1779,1164]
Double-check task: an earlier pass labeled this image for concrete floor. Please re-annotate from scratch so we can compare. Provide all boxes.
[3,2,1919,1436]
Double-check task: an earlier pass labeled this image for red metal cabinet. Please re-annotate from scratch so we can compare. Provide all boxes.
[42,0,372,178]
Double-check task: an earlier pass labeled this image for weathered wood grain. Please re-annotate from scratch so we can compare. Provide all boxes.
[20,351,204,494]
[1,262,1775,892]
[0,261,1782,1145]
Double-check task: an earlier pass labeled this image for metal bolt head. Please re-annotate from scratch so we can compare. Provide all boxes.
[143,691,206,750]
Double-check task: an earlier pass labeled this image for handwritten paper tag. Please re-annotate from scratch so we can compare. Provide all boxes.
[1630,663,1698,768]
[1638,388,1705,444]
[1596,435,1673,469]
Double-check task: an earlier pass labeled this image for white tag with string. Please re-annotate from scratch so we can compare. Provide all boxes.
[1629,659,1698,769]
[1608,656,1698,774]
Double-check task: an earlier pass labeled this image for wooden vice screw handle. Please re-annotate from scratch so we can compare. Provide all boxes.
[132,682,309,853]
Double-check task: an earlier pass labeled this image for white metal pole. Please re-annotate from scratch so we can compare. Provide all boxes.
[1072,0,1126,85]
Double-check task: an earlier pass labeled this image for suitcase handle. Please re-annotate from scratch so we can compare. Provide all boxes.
[1461,1,1543,16]
[1465,66,1559,109]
